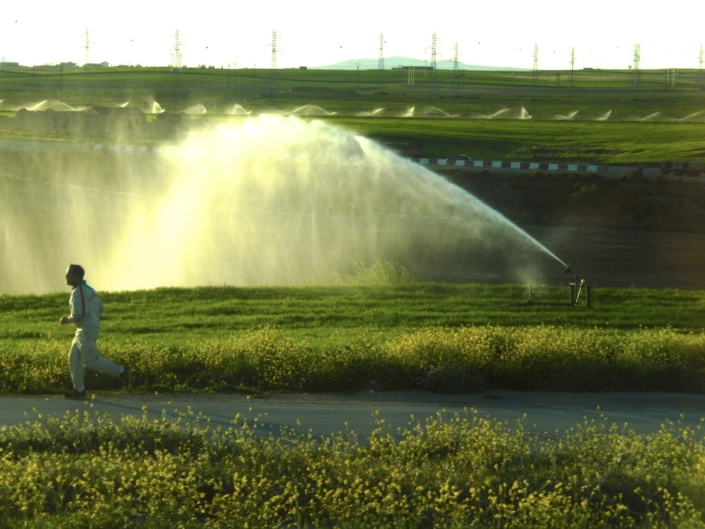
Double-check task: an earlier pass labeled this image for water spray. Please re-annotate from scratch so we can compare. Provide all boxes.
[1,116,579,294]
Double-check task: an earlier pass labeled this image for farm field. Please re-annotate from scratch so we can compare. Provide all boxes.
[3,117,705,164]
[2,66,705,526]
[1,65,705,162]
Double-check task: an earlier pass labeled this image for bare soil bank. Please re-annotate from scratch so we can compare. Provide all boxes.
[442,169,705,233]
[428,170,705,289]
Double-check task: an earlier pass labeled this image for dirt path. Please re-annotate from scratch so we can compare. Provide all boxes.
[2,391,703,438]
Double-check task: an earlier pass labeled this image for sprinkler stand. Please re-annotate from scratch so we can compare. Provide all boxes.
[565,265,592,307]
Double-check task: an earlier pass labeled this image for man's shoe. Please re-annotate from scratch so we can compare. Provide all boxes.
[64,389,87,399]
[120,366,132,387]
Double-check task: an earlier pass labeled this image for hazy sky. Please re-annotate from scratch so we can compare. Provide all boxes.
[1,1,702,70]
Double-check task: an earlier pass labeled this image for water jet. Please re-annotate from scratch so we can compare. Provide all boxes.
[595,110,612,121]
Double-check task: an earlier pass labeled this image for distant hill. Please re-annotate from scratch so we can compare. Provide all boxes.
[315,56,529,71]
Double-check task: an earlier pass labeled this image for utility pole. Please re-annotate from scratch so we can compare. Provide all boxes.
[699,45,703,89]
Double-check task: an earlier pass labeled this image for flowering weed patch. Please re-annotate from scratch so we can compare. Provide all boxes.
[0,409,703,527]
[1,325,704,395]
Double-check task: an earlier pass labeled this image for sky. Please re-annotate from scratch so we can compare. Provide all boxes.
[1,1,703,70]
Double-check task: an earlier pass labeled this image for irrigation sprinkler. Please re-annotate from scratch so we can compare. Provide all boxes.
[563,263,592,307]
[509,263,592,307]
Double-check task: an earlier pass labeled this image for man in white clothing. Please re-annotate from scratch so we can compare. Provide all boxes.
[60,264,131,399]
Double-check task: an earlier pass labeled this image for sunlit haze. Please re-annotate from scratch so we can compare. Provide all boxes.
[1,0,702,70]
[1,117,562,294]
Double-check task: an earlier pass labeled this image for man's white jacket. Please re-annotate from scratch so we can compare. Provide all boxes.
[66,281,104,340]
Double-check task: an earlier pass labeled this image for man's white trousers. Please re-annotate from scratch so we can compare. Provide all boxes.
[69,330,122,391]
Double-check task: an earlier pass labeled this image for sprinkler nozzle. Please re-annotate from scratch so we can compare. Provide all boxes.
[563,263,574,275]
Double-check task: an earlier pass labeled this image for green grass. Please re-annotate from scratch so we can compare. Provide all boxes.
[2,64,705,162]
[3,102,704,163]
[331,118,705,162]
[1,284,705,395]
[1,285,704,527]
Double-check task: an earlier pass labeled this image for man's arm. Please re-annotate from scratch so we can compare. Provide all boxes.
[59,286,86,324]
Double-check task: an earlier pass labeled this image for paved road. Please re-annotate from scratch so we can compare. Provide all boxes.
[2,391,704,439]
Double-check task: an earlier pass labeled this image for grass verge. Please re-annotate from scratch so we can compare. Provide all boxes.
[1,284,704,395]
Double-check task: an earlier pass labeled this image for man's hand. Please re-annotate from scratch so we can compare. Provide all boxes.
[59,317,70,324]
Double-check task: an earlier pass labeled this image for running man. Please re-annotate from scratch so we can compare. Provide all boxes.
[60,264,130,398]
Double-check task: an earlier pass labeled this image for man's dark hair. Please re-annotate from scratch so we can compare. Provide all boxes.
[68,264,85,280]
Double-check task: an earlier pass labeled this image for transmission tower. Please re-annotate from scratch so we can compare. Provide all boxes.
[266,30,283,90]
[532,44,539,84]
[83,29,90,65]
[633,43,641,89]
[269,30,280,70]
[430,32,437,75]
[170,29,183,69]
[570,46,576,87]
[453,41,461,86]
[377,33,385,87]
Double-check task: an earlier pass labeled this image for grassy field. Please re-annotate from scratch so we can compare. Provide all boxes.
[1,110,704,163]
[330,118,705,162]
[2,67,705,119]
[1,281,704,395]
[1,281,705,526]
[1,65,704,162]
